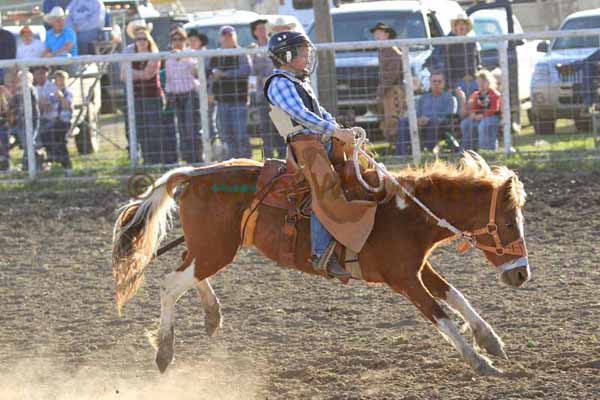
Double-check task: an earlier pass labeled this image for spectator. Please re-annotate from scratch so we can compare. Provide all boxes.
[0,21,17,84]
[16,26,45,60]
[0,82,11,170]
[461,70,501,151]
[120,27,167,165]
[371,22,405,144]
[6,69,39,171]
[66,0,106,55]
[44,7,78,58]
[42,0,71,29]
[209,25,252,159]
[188,29,208,51]
[165,27,203,164]
[428,12,480,97]
[42,70,73,170]
[396,72,457,155]
[250,18,285,159]
[32,66,56,162]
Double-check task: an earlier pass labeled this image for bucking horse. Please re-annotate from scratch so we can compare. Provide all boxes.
[112,134,530,375]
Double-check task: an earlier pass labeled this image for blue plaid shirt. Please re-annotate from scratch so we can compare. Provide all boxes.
[266,69,337,135]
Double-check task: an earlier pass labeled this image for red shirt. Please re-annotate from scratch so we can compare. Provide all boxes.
[469,88,501,117]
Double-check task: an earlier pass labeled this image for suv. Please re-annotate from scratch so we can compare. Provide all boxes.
[306,0,465,129]
[530,8,600,135]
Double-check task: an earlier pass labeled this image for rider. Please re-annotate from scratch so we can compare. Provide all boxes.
[264,31,376,279]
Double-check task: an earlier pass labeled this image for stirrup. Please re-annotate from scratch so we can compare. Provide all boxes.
[311,241,336,272]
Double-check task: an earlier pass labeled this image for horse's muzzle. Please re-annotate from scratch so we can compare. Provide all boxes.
[499,257,530,288]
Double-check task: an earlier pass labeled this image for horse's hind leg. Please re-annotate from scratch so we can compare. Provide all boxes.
[421,262,506,359]
[155,255,197,373]
[388,274,501,375]
[195,279,222,337]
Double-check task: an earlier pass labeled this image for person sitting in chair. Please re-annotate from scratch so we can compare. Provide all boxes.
[264,31,377,279]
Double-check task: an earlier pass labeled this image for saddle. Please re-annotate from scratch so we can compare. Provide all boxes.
[242,136,398,278]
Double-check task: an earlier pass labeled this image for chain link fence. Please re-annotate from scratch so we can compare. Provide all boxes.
[1,27,600,181]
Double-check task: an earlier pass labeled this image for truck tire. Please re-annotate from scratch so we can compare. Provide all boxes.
[75,123,99,155]
[532,113,556,135]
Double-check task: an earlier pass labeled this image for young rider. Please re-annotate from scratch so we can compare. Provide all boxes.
[264,31,376,279]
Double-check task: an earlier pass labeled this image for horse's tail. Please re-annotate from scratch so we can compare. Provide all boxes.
[112,168,192,314]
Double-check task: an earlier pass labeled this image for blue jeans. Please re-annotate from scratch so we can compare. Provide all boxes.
[395,117,442,156]
[310,140,334,257]
[77,29,99,55]
[461,115,499,151]
[171,92,203,164]
[0,125,9,164]
[134,97,177,165]
[217,102,251,158]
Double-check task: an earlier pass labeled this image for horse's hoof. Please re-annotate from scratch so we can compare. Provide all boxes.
[155,328,174,373]
[475,360,504,376]
[205,305,222,338]
[473,327,507,360]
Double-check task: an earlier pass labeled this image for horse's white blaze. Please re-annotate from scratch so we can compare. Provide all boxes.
[395,194,408,210]
[159,264,197,335]
[517,208,525,238]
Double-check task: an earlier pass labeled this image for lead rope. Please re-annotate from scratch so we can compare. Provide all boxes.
[351,127,466,239]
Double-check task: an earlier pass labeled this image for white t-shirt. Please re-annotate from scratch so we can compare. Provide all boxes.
[17,40,45,59]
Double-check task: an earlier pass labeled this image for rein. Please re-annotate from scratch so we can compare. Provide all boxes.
[350,128,527,259]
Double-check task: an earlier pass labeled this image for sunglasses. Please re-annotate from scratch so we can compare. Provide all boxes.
[135,37,148,42]
[431,80,444,83]
[171,36,185,42]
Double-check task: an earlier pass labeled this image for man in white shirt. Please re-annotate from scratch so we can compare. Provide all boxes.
[16,26,45,59]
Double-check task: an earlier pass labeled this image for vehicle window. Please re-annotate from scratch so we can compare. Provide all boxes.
[293,0,314,9]
[325,11,428,50]
[427,12,444,38]
[553,16,600,50]
[185,24,255,49]
[472,18,503,51]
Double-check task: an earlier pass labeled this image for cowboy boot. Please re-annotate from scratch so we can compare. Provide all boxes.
[311,241,351,279]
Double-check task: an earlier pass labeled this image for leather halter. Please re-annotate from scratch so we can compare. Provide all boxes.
[458,186,528,257]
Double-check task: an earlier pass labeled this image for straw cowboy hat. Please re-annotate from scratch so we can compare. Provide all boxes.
[369,22,397,39]
[126,19,153,39]
[267,17,297,34]
[44,6,67,23]
[450,12,473,31]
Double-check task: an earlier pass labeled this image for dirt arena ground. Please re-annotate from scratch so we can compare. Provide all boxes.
[1,166,600,400]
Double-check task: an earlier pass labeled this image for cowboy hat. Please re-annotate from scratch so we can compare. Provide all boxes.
[450,12,473,32]
[44,6,67,23]
[369,22,397,39]
[266,17,297,34]
[126,19,153,39]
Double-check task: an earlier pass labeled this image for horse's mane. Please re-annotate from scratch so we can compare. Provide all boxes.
[396,151,526,209]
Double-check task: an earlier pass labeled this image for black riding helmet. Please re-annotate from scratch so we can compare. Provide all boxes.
[268,31,317,74]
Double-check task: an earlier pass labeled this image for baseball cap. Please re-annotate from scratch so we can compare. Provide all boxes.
[219,25,236,35]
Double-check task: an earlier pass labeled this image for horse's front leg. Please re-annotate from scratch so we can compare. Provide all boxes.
[388,273,501,375]
[421,262,507,359]
[156,259,197,373]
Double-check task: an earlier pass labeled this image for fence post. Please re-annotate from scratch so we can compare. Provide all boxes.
[498,40,512,154]
[20,66,36,179]
[124,62,138,166]
[196,55,212,162]
[400,46,421,164]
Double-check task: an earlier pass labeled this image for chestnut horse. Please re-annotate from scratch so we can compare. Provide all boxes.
[112,152,530,375]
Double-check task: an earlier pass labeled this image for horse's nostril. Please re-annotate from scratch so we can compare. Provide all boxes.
[518,271,526,283]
